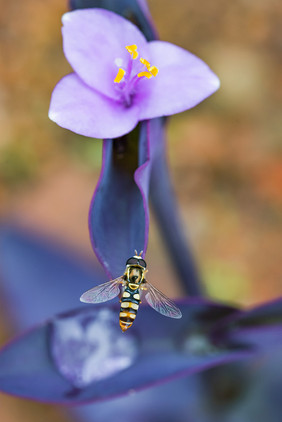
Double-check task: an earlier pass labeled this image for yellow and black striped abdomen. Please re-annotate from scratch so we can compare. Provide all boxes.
[119,286,141,332]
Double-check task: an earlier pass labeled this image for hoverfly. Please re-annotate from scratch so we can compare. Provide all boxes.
[80,251,182,332]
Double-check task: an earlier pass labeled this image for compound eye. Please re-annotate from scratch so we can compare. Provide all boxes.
[138,259,147,268]
[126,257,139,266]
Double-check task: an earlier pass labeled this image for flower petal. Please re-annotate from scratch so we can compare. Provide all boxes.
[62,9,149,99]
[69,0,158,41]
[137,41,220,120]
[49,73,140,139]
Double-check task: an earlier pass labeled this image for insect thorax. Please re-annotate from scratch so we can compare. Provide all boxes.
[126,266,144,286]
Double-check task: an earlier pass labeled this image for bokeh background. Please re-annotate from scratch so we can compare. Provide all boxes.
[0,0,281,420]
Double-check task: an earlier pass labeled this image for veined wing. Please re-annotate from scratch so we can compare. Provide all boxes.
[145,281,182,319]
[80,277,124,304]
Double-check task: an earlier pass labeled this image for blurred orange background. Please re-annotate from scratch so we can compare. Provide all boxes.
[0,0,282,418]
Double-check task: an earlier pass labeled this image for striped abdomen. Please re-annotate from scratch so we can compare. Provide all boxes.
[119,285,141,332]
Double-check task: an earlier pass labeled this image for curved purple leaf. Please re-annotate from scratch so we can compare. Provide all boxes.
[201,348,282,422]
[89,117,203,291]
[0,299,250,404]
[223,298,282,327]
[212,298,282,352]
[50,308,138,389]
[89,125,147,278]
[89,119,162,278]
[76,375,202,422]
[0,225,106,329]
[77,345,282,422]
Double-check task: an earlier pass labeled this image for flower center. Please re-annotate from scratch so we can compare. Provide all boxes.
[113,44,159,107]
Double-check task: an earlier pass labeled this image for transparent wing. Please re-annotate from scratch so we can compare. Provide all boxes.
[145,281,182,319]
[80,276,124,304]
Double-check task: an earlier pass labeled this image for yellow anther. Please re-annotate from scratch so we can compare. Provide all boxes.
[139,56,159,78]
[114,68,126,83]
[126,44,138,59]
[148,66,159,77]
[140,57,151,68]
[137,71,153,79]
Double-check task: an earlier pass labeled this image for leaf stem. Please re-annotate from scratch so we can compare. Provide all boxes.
[149,119,203,297]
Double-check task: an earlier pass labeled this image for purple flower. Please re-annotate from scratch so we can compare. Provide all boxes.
[48,2,207,294]
[48,9,220,139]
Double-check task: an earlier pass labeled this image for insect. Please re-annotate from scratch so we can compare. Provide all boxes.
[80,251,182,332]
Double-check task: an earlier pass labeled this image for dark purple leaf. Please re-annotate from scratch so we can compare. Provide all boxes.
[200,349,282,422]
[88,116,203,293]
[0,225,106,329]
[89,124,147,278]
[0,300,250,404]
[75,375,202,422]
[222,298,282,327]
[89,119,163,278]
[213,298,282,352]
[76,347,282,422]
[50,308,138,389]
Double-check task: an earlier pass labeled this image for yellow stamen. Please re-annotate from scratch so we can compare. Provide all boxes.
[114,68,126,83]
[140,57,150,68]
[113,45,159,84]
[137,71,153,79]
[139,57,159,79]
[148,65,159,77]
[126,44,138,59]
